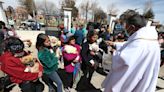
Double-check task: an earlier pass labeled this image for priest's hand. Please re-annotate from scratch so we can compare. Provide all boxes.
[105,41,114,46]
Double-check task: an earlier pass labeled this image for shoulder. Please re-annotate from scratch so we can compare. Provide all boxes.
[1,52,21,64]
[82,42,89,45]
[74,44,80,48]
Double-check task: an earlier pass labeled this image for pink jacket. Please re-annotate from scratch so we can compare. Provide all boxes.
[62,44,81,73]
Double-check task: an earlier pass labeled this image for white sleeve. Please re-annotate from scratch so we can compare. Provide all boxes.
[114,42,126,50]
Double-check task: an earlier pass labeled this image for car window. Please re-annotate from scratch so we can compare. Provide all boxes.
[28,20,35,22]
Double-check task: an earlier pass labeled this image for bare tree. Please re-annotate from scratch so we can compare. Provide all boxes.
[94,7,107,23]
[80,0,92,21]
[143,0,154,19]
[15,6,28,20]
[36,1,59,15]
[143,0,152,13]
[90,0,99,20]
[107,3,119,15]
[19,0,36,17]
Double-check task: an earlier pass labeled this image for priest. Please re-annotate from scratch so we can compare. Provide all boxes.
[102,10,161,92]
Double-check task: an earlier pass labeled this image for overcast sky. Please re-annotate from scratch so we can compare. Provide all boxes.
[2,0,164,24]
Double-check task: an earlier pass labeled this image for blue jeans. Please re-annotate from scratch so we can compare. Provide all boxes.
[42,74,57,92]
[46,70,63,92]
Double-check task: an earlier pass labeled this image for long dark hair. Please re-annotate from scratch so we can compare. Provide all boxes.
[36,33,49,50]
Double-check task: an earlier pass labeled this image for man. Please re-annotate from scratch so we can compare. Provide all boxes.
[102,10,161,92]
[74,25,85,45]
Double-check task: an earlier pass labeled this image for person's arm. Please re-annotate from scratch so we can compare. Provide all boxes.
[4,58,39,81]
[62,51,77,61]
[81,43,93,66]
[114,42,126,50]
[38,49,58,69]
[106,41,126,50]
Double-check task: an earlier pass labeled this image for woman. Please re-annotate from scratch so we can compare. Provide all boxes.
[81,30,100,84]
[0,37,44,92]
[36,33,63,92]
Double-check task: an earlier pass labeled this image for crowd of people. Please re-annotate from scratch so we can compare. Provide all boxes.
[0,9,164,92]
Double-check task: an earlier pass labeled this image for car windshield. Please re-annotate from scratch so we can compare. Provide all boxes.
[28,20,35,22]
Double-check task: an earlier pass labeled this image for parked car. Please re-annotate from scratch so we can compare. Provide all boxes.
[20,19,36,27]
[39,22,45,27]
[31,22,41,30]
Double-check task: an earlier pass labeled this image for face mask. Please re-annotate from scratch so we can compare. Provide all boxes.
[124,29,130,37]
[44,46,52,49]
[124,24,135,37]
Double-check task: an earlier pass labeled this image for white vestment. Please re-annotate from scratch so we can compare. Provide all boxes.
[102,26,161,92]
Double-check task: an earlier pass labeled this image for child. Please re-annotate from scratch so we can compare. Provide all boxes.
[62,36,81,91]
[36,33,63,92]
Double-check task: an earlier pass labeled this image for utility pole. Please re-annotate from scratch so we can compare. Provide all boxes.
[32,0,36,19]
[45,0,48,29]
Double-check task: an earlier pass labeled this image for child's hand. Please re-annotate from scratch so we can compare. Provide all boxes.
[90,51,96,56]
[105,41,114,46]
[73,56,79,62]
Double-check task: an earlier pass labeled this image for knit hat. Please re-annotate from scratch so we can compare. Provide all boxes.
[5,37,24,54]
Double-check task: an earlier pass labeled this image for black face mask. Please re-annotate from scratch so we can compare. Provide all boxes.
[44,45,52,49]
